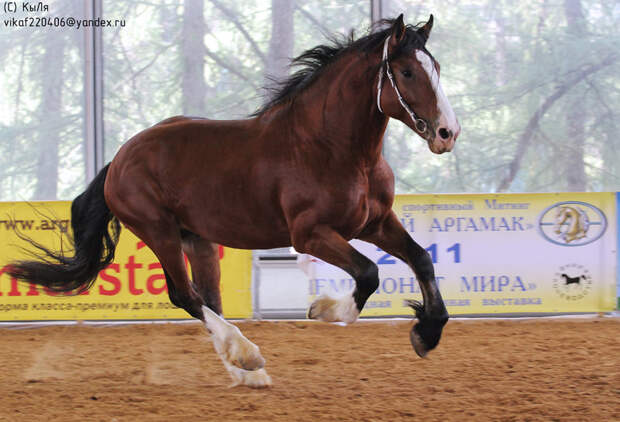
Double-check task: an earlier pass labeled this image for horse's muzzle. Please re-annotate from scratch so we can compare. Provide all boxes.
[429,120,459,154]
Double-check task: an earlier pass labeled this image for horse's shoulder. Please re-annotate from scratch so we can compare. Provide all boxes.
[368,159,394,194]
[363,159,395,220]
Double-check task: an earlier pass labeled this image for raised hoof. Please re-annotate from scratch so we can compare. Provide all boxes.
[410,325,429,358]
[410,322,434,358]
[405,299,448,358]
[307,294,358,324]
[307,295,337,321]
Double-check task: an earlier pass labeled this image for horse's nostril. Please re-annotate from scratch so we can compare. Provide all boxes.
[438,128,451,140]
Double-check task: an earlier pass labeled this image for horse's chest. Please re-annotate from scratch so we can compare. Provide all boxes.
[280,165,391,240]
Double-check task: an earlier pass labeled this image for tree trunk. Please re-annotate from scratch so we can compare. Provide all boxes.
[182,0,207,116]
[563,101,586,191]
[493,10,507,87]
[265,0,295,88]
[601,118,617,191]
[71,0,88,190]
[34,34,65,200]
[562,0,587,191]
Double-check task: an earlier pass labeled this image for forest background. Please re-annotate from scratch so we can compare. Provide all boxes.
[0,0,618,200]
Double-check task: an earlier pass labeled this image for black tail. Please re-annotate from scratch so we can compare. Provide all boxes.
[7,164,120,294]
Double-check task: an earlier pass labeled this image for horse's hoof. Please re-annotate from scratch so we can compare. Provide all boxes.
[215,329,265,371]
[308,294,358,324]
[409,318,448,357]
[228,367,273,389]
[307,297,327,320]
[228,338,265,371]
[406,301,449,358]
[308,295,339,320]
[231,353,265,371]
[410,323,429,358]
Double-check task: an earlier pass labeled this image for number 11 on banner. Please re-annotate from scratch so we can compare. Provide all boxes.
[376,243,461,265]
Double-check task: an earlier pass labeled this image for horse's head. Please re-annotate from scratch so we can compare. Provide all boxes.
[377,15,460,154]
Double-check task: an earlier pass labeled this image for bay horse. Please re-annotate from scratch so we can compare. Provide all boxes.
[9,14,460,387]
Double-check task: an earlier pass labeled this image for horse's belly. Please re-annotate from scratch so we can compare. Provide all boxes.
[180,200,292,250]
[206,223,292,250]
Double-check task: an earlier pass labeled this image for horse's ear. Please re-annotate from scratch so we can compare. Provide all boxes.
[389,14,406,49]
[417,14,434,43]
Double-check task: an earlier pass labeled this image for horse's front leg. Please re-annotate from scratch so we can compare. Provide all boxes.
[361,211,449,357]
[293,225,379,324]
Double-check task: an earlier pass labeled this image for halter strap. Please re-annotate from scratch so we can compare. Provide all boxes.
[376,37,428,135]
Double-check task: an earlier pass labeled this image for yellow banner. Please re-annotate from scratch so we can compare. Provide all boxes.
[0,201,252,321]
[308,193,617,316]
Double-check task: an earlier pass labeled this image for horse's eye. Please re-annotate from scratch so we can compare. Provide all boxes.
[401,69,412,78]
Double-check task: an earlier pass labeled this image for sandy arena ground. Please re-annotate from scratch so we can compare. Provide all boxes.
[0,318,617,422]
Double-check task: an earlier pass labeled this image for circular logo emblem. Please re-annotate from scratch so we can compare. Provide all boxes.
[537,201,607,246]
[553,264,592,301]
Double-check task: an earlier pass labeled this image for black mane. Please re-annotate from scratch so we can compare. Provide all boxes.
[252,18,430,116]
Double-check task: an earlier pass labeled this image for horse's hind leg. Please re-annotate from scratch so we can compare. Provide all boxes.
[181,232,271,388]
[181,231,223,314]
[110,181,268,387]
[126,223,206,321]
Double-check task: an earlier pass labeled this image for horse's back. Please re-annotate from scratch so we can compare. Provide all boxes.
[154,115,210,126]
[104,115,293,248]
[111,115,258,169]
[107,115,262,193]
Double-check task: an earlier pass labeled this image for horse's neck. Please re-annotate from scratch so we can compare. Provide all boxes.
[284,53,388,167]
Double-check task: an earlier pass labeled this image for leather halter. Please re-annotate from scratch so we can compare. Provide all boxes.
[376,36,429,135]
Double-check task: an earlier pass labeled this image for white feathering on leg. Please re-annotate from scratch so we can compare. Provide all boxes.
[202,306,271,388]
[308,294,359,324]
[222,360,273,388]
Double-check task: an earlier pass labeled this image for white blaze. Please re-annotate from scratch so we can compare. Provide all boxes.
[415,50,458,134]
